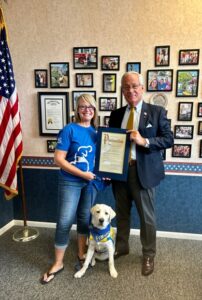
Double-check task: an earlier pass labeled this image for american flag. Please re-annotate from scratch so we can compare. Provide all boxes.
[0,8,23,200]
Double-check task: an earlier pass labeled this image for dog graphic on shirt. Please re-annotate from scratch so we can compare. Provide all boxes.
[70,146,92,171]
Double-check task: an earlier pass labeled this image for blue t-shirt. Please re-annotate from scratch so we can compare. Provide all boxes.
[55,123,97,181]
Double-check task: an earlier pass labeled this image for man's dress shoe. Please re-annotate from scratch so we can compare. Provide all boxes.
[142,257,154,276]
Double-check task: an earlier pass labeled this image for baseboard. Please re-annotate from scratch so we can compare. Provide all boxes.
[130,228,202,241]
[0,220,15,236]
[4,220,200,241]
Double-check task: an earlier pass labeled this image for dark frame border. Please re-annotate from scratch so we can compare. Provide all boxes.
[198,121,202,135]
[99,97,117,111]
[177,102,193,121]
[126,62,141,73]
[49,62,70,88]
[200,140,202,158]
[94,127,130,181]
[155,45,170,67]
[34,69,48,88]
[179,49,200,65]
[75,73,94,87]
[176,69,199,97]
[197,103,202,117]
[73,47,98,69]
[101,55,120,71]
[102,73,117,93]
[172,144,192,158]
[103,116,110,127]
[174,125,194,139]
[38,92,69,136]
[47,139,57,153]
[147,69,173,92]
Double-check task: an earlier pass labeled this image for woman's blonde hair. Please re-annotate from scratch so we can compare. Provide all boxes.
[75,93,98,127]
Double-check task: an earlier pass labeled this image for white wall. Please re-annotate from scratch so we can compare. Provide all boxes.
[2,0,202,161]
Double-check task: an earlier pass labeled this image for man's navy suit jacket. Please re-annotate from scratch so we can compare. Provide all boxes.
[109,101,174,189]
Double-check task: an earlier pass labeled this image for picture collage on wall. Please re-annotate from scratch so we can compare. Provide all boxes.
[34,46,202,158]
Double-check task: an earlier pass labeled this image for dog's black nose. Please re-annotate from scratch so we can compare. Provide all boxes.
[99,218,104,224]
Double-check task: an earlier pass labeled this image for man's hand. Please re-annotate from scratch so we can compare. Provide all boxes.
[127,130,147,147]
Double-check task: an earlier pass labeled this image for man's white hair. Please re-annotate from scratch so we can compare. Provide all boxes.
[121,72,144,86]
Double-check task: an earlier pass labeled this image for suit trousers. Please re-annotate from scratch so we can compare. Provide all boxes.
[112,163,156,258]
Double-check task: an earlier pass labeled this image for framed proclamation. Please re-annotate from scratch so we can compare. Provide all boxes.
[94,127,130,181]
[38,92,69,136]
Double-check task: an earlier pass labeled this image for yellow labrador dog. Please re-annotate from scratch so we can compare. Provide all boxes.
[74,204,118,278]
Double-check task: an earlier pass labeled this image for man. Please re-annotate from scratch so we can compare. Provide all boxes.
[109,72,173,276]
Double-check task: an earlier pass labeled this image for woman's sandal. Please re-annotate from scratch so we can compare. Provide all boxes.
[74,256,93,271]
[40,266,64,285]
[74,256,85,272]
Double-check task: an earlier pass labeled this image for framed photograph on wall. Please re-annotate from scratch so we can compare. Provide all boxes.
[75,73,93,87]
[198,121,202,135]
[103,116,110,127]
[197,103,202,117]
[174,125,194,139]
[72,91,96,111]
[47,140,57,153]
[34,69,48,88]
[99,97,117,111]
[38,92,69,136]
[155,46,170,67]
[49,63,69,88]
[71,115,76,123]
[73,47,98,69]
[126,62,141,73]
[200,140,202,158]
[176,70,199,97]
[147,69,173,92]
[179,49,200,65]
[161,149,166,161]
[178,102,193,121]
[103,73,116,92]
[172,144,192,158]
[101,56,120,70]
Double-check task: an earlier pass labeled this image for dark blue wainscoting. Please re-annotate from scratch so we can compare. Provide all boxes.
[0,188,14,228]
[9,169,202,234]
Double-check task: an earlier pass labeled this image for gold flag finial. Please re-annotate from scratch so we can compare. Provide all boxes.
[0,7,6,29]
[0,7,8,42]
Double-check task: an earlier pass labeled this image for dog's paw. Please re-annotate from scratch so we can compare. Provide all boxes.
[90,257,96,267]
[110,268,118,278]
[74,270,85,278]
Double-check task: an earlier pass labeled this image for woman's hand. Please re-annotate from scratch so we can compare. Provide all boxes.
[82,171,96,181]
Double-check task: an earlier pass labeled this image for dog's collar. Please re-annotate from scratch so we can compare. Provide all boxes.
[89,224,113,243]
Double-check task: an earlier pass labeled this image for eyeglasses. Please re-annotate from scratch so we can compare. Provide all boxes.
[78,105,95,111]
[122,84,141,91]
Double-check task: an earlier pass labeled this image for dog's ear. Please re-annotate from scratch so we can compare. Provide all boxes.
[109,207,116,220]
[90,205,97,214]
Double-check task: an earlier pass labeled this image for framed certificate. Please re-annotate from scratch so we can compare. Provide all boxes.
[38,92,69,135]
[94,127,130,181]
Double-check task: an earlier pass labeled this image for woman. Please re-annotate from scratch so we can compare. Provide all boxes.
[41,94,98,284]
[149,78,158,91]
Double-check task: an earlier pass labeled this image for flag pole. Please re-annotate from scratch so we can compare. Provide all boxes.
[13,159,39,242]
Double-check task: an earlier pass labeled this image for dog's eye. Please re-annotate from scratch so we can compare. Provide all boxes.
[105,212,109,215]
[96,210,100,214]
